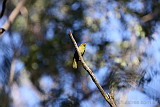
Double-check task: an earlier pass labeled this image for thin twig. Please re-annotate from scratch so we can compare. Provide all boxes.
[2,0,26,31]
[8,59,16,85]
[69,32,116,107]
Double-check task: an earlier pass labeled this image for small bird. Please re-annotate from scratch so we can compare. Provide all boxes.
[73,43,86,69]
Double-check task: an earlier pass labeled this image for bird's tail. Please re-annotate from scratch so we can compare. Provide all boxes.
[73,59,77,69]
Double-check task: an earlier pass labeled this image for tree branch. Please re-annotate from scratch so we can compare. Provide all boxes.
[69,32,116,107]
[2,0,26,31]
[8,59,16,85]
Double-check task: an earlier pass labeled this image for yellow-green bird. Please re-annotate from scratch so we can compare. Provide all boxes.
[73,43,86,69]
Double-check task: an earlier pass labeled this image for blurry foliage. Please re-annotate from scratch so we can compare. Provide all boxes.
[1,0,160,106]
[0,89,10,107]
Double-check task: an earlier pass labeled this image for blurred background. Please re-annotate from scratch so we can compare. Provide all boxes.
[0,0,160,107]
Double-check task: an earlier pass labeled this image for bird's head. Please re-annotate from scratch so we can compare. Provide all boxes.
[81,43,87,46]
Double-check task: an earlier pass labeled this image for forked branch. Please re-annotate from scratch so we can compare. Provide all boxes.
[69,32,116,107]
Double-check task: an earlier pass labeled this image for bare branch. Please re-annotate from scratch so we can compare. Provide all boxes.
[2,0,26,31]
[8,59,16,85]
[69,32,116,107]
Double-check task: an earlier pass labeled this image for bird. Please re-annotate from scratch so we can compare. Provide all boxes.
[72,43,86,69]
